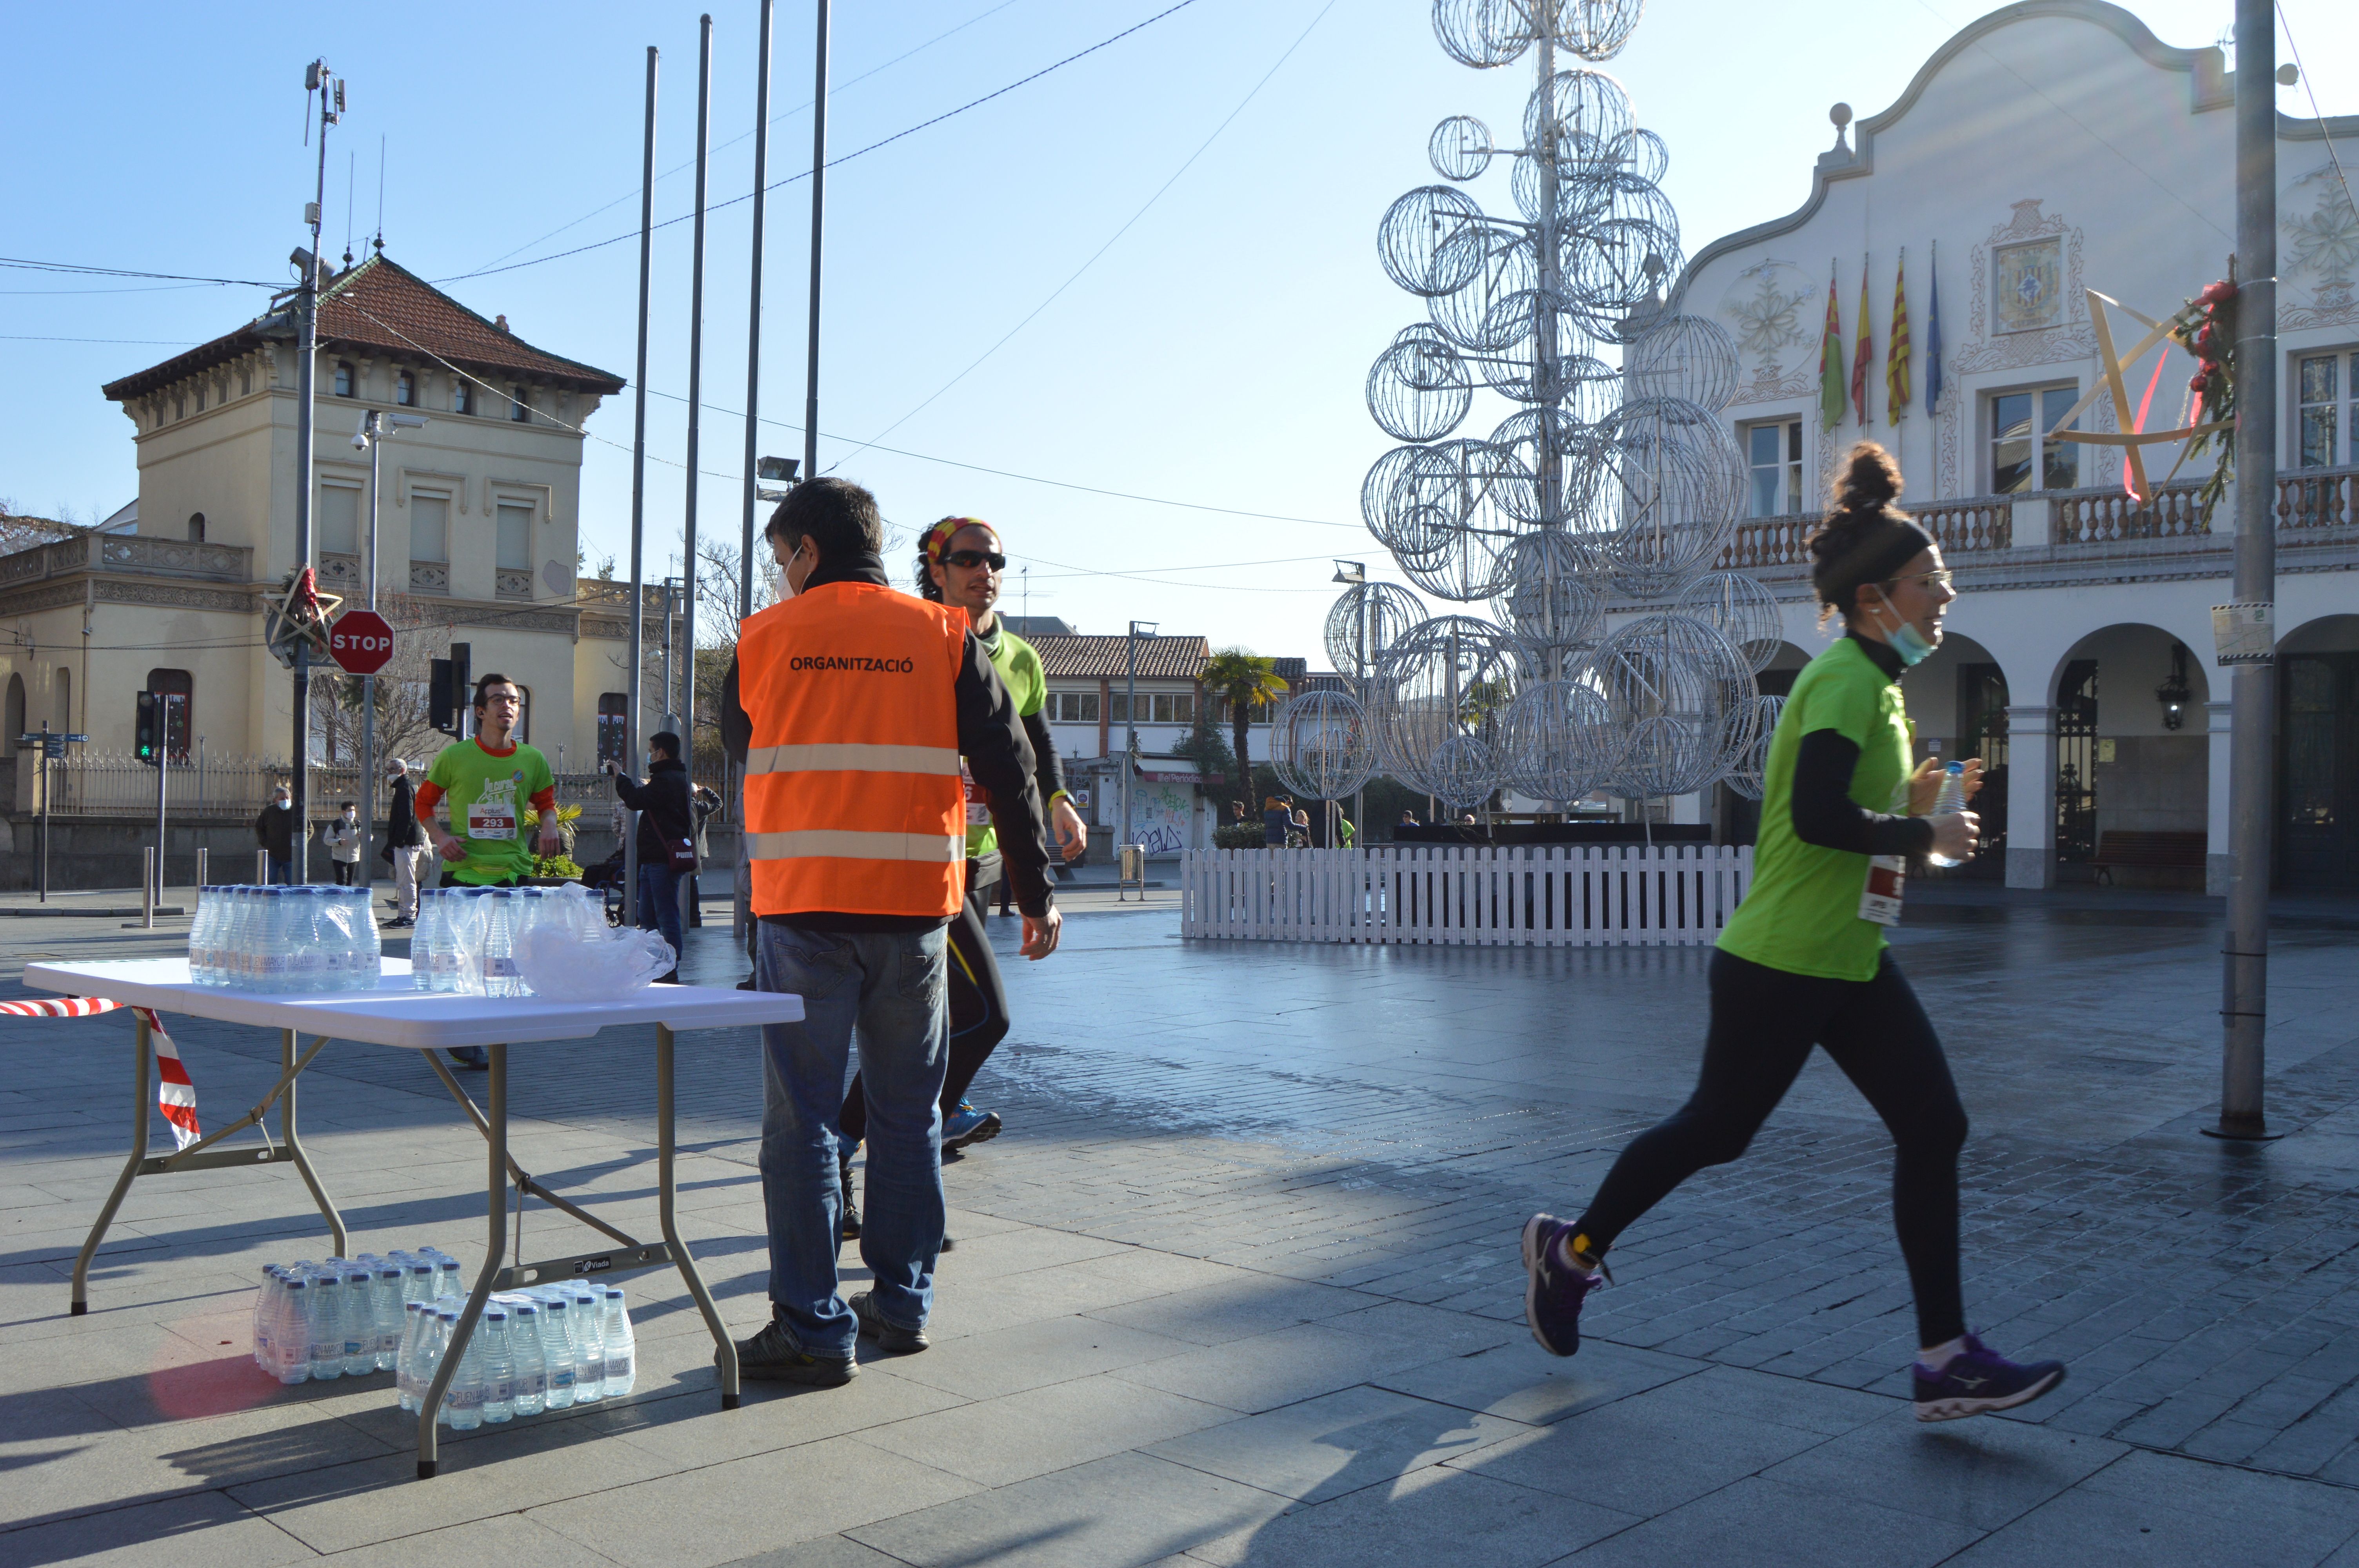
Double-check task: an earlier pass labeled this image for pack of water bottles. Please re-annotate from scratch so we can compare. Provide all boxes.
[412,883,673,1002]
[253,1248,463,1384]
[396,1280,638,1428]
[189,886,385,993]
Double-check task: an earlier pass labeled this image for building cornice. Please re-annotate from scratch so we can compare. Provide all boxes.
[1670,0,2356,312]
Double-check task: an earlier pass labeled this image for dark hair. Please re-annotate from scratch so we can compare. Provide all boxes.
[472,672,519,709]
[765,476,883,561]
[340,800,356,810]
[914,516,994,602]
[648,731,681,759]
[1807,443,1931,624]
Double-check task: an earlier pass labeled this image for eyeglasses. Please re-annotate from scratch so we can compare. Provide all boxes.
[941,549,1007,571]
[1885,568,1955,591]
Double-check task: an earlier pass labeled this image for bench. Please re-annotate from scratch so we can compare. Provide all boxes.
[2090,830,2207,884]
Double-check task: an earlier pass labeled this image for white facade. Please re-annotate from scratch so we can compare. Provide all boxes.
[1671,0,2359,892]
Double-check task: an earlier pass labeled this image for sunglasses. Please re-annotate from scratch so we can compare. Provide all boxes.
[940,549,1007,571]
[1883,568,1955,591]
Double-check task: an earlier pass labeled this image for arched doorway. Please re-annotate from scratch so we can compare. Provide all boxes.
[2280,614,2359,891]
[1898,631,2010,875]
[2042,624,2210,885]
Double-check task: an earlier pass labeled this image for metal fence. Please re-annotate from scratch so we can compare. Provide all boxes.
[1182,844,1753,947]
[34,755,642,821]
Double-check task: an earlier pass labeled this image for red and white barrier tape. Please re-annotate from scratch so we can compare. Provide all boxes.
[0,996,201,1149]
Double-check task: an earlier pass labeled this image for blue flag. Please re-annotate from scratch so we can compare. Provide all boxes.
[1924,241,1944,417]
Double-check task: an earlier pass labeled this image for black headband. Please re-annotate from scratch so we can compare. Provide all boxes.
[1820,516,1934,608]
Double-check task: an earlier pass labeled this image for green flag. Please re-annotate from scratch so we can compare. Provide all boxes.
[1818,268,1846,431]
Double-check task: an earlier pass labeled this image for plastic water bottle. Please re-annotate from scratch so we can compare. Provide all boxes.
[567,1285,605,1402]
[307,1273,344,1379]
[273,1277,311,1383]
[338,1268,373,1376]
[252,1266,280,1370]
[480,1310,516,1423]
[1927,762,1970,867]
[419,1310,455,1423]
[510,1301,548,1416]
[481,889,520,998]
[396,1301,426,1409]
[372,1265,405,1370]
[188,887,216,985]
[446,1319,486,1430]
[282,889,323,993]
[353,888,383,989]
[540,1295,578,1410]
[600,1287,635,1398]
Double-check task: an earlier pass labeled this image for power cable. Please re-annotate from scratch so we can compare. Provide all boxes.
[431,0,1202,286]
[0,257,278,288]
[823,0,1341,472]
[2276,3,2355,218]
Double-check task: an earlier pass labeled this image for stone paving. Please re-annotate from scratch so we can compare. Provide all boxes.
[5,881,2359,1565]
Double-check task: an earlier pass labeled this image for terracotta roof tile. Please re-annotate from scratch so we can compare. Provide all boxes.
[1030,634,1212,681]
[103,253,624,402]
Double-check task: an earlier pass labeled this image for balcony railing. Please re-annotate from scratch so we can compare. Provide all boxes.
[578,578,671,612]
[409,560,449,594]
[2283,466,2359,531]
[0,531,252,588]
[496,568,534,601]
[2053,482,2206,543]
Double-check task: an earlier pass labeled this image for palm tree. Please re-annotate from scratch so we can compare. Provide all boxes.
[1202,649,1290,814]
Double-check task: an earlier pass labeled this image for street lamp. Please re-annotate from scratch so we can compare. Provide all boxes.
[1331,563,1369,842]
[755,454,799,504]
[352,407,428,888]
[1122,619,1159,871]
[1331,560,1366,585]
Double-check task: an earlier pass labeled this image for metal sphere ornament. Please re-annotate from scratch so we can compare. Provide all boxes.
[1721,693,1783,800]
[1674,571,1784,672]
[1325,580,1430,683]
[1270,690,1377,802]
[1428,115,1493,181]
[1366,325,1474,443]
[1370,614,1522,806]
[1583,397,1744,599]
[1627,313,1741,413]
[1590,612,1754,797]
[1493,531,1604,658]
[1378,186,1489,298]
[1504,677,1619,802]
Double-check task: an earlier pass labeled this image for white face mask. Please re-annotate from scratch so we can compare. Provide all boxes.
[773,539,805,600]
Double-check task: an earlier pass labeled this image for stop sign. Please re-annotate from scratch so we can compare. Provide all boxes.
[328,609,396,675]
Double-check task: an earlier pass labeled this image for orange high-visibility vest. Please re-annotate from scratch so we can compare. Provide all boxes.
[739,581,969,918]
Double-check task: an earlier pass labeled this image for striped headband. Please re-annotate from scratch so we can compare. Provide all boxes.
[922,517,989,561]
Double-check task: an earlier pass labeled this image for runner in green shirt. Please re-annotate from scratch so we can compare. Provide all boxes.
[414,673,560,887]
[1518,443,2066,1425]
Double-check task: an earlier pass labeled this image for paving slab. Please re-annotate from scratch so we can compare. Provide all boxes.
[1145,1382,1532,1504]
[1372,1337,1710,1425]
[1180,1460,1638,1567]
[855,1370,1237,1487]
[1562,1474,1983,1566]
[1761,1405,2128,1533]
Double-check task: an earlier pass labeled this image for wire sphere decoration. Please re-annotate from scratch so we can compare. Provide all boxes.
[1581,396,1745,599]
[1389,441,1532,602]
[1432,0,1536,69]
[1590,612,1754,797]
[1626,313,1741,413]
[1325,580,1431,684]
[1720,694,1783,801]
[1366,325,1474,443]
[1426,227,1539,351]
[1552,0,1647,60]
[1370,614,1523,806]
[1493,531,1604,655]
[1269,690,1378,802]
[1378,186,1491,298]
[1428,115,1494,181]
[1673,570,1785,672]
[1503,677,1620,803]
[1523,70,1637,187]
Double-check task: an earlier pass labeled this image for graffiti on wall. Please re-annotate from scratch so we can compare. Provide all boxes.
[1127,782,1194,855]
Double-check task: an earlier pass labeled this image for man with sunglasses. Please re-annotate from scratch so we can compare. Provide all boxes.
[719,479,1061,1385]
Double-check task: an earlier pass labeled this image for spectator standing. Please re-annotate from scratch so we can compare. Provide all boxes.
[720,477,1060,1386]
[1262,796,1291,847]
[321,802,363,886]
[254,784,295,884]
[607,730,695,984]
[383,760,426,927]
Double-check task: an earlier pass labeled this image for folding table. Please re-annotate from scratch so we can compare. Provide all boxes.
[22,957,802,1477]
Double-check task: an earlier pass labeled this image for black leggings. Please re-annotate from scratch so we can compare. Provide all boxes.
[1575,948,1969,1347]
[838,872,1009,1147]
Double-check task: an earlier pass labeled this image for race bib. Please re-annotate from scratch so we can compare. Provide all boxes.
[467,799,517,839]
[961,759,992,828]
[1858,855,1906,927]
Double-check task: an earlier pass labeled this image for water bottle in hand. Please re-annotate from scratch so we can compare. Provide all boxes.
[1927,762,1970,867]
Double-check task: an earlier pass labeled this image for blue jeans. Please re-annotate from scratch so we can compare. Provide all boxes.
[756,920,948,1357]
[265,856,292,886]
[636,863,683,969]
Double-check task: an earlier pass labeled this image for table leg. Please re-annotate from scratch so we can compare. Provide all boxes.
[279,1029,346,1257]
[657,1023,738,1409]
[71,1011,153,1315]
[416,1042,508,1479]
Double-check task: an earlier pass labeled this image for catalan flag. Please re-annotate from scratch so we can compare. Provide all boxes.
[1887,248,1911,424]
[1818,265,1846,431]
[1850,256,1874,429]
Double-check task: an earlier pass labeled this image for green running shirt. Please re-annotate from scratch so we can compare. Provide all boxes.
[420,738,558,886]
[1717,637,1913,982]
[965,621,1048,860]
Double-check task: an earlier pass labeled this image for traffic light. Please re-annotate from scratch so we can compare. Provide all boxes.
[135,691,161,765]
[429,642,473,736]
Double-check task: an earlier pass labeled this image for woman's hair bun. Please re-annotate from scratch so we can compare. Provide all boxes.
[1805,442,1926,621]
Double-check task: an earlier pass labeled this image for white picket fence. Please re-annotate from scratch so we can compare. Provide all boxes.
[1180,844,1754,947]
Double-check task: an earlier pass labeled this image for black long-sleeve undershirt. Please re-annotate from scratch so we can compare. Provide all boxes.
[1787,631,1937,859]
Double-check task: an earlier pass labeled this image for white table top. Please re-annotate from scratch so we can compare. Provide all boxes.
[21,958,803,1050]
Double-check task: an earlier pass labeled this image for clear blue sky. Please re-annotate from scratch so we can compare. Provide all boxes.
[5,1,2350,664]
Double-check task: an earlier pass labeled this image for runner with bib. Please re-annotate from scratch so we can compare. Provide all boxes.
[1519,444,2066,1423]
[834,517,1086,1236]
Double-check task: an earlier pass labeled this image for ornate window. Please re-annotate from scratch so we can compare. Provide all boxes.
[1743,419,1803,517]
[1989,385,2080,492]
[2297,351,2356,468]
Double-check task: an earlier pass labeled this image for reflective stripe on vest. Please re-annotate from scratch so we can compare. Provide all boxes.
[745,829,963,862]
[745,742,961,777]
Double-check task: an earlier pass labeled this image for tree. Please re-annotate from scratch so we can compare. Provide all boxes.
[1174,701,1237,792]
[1202,649,1289,814]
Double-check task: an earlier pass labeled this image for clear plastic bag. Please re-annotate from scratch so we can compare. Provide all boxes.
[511,884,674,1000]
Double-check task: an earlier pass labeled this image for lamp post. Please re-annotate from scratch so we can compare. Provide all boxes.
[1333,561,1366,846]
[353,407,426,890]
[1122,620,1158,866]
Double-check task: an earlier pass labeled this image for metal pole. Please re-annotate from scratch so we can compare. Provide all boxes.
[801,0,831,488]
[153,739,166,915]
[196,845,208,891]
[739,0,774,626]
[143,847,155,928]
[685,14,711,779]
[37,722,49,902]
[292,69,333,887]
[625,44,658,928]
[2212,0,2279,1141]
[361,411,381,902]
[1123,624,1139,857]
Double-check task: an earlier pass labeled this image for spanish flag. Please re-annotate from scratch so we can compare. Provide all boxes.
[1818,267,1846,431]
[1887,249,1911,425]
[1850,257,1874,429]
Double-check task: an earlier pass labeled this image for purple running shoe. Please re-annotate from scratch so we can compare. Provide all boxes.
[1521,1213,1607,1357]
[1913,1333,2066,1421]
